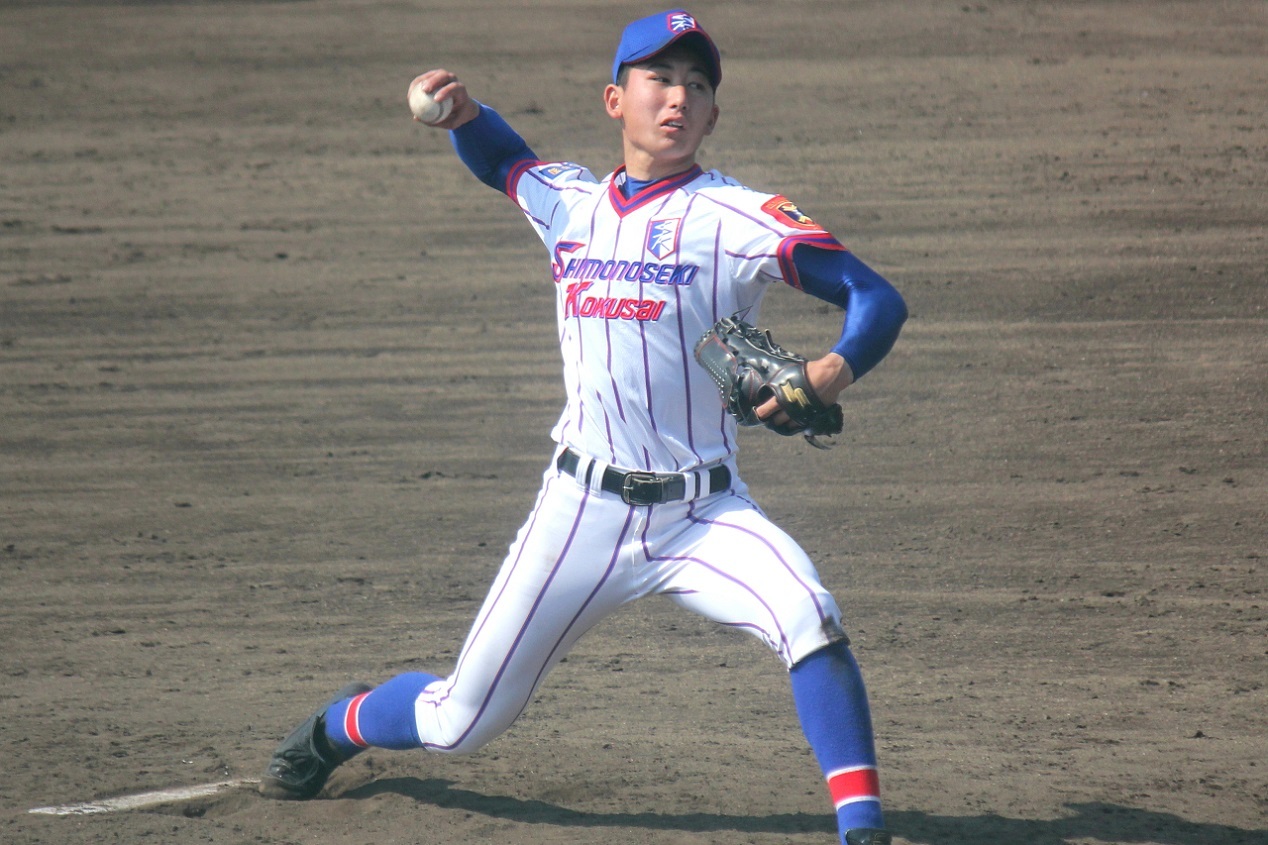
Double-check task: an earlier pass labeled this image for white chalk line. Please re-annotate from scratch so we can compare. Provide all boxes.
[29,778,259,816]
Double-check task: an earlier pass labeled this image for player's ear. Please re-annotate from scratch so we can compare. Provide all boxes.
[604,83,623,119]
[705,103,719,135]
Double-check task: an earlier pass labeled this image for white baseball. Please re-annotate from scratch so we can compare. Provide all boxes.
[408,77,452,125]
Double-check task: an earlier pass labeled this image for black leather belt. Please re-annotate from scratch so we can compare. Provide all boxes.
[556,448,731,506]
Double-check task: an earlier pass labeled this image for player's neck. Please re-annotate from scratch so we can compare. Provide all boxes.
[621,147,698,183]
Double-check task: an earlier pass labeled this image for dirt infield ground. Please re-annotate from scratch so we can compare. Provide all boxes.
[2,2,1265,844]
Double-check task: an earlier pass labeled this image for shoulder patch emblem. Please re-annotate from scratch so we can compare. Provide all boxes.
[761,196,822,231]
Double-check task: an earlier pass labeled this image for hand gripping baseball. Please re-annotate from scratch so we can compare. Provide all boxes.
[406,69,480,130]
[694,317,845,449]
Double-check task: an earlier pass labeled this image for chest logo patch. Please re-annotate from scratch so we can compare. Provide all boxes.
[646,218,681,259]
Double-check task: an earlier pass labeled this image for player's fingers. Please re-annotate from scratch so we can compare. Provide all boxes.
[429,84,478,129]
[416,68,457,94]
[755,395,785,425]
[432,80,465,104]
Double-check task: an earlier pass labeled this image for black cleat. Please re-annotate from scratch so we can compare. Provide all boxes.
[258,682,373,800]
[845,829,893,845]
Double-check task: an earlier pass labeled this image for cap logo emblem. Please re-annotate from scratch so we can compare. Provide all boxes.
[669,12,698,32]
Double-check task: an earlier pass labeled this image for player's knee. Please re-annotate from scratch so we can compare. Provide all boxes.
[779,593,848,667]
[419,717,494,755]
[790,635,854,673]
[416,697,522,756]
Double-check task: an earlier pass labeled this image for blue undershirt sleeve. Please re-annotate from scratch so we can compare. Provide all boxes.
[792,245,908,380]
[450,102,538,193]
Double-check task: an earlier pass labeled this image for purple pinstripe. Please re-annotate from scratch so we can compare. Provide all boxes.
[686,502,835,624]
[653,550,795,658]
[420,480,638,752]
[421,475,588,750]
[521,500,637,705]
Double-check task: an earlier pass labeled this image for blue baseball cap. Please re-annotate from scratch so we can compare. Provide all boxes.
[612,10,722,89]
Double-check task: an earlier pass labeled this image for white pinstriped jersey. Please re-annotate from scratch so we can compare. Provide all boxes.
[510,161,845,473]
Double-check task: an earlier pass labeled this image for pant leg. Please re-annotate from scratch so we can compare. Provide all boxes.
[414,472,642,754]
[648,490,846,667]
[647,489,884,841]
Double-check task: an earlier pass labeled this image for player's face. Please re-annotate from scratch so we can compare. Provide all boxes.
[605,50,719,181]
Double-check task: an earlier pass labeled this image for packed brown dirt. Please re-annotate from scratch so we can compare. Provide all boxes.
[2,2,1265,844]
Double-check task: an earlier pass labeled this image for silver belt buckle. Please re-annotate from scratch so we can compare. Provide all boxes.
[621,471,663,506]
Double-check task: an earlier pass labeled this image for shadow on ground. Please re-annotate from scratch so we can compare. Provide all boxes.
[345,778,1267,844]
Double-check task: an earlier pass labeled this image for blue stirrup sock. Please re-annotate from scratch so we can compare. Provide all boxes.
[789,641,885,838]
[322,672,439,756]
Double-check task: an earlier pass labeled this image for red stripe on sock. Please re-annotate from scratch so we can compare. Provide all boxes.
[344,692,371,748]
[827,765,880,808]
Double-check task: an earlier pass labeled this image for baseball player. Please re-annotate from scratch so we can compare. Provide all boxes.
[260,11,907,845]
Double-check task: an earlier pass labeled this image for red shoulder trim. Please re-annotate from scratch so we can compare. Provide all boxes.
[505,158,544,198]
[777,233,847,290]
